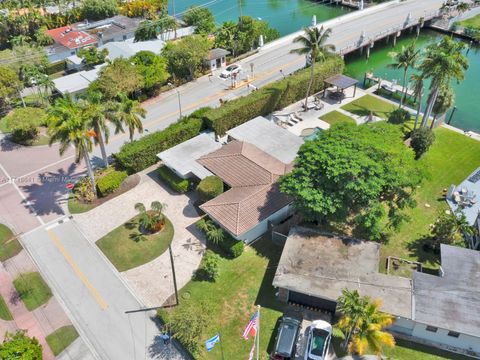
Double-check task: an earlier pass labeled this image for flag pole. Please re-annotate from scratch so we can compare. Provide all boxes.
[256,305,260,360]
[219,332,225,360]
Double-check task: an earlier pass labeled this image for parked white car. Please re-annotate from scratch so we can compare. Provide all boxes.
[220,64,242,78]
[304,320,332,360]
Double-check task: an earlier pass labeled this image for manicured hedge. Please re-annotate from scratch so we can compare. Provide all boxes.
[204,56,344,135]
[96,169,128,197]
[196,176,223,202]
[157,165,190,193]
[115,114,205,173]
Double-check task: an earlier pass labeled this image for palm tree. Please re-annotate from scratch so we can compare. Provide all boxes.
[431,84,454,129]
[338,289,395,356]
[47,95,97,196]
[291,26,335,110]
[113,93,146,141]
[456,2,470,15]
[410,74,424,130]
[388,42,420,107]
[134,201,167,233]
[419,37,468,128]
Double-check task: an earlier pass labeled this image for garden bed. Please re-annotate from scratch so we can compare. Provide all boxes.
[96,215,174,272]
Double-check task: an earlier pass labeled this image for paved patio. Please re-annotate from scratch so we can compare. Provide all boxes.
[73,166,206,307]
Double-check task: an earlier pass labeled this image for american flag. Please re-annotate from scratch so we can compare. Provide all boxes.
[242,310,258,340]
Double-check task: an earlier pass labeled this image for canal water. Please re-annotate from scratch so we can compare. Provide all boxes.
[169,0,351,36]
[344,29,480,132]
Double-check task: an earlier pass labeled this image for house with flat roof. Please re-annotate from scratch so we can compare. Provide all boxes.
[52,64,104,99]
[273,227,480,358]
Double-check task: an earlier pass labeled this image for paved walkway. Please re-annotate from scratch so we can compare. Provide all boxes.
[73,167,206,307]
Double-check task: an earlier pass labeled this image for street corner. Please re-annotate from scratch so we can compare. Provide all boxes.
[0,184,41,234]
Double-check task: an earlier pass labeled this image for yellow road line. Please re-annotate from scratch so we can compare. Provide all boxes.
[47,229,108,310]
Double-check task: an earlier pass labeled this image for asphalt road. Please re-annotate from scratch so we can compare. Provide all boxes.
[21,220,185,360]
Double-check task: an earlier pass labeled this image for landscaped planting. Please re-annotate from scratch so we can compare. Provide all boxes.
[13,272,52,311]
[96,168,128,197]
[341,94,397,120]
[196,176,223,202]
[46,326,79,356]
[157,166,190,193]
[320,110,356,126]
[0,223,22,262]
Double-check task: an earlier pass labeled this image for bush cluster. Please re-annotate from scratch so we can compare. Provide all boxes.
[196,217,244,258]
[196,176,223,202]
[200,250,221,281]
[204,56,344,135]
[96,168,128,197]
[388,108,411,124]
[5,107,47,144]
[410,127,435,159]
[157,166,190,193]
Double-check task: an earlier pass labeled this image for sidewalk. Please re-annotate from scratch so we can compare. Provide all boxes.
[0,263,55,360]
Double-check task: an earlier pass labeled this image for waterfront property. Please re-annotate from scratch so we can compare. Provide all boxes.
[273,227,480,358]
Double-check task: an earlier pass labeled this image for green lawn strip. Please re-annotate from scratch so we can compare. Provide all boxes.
[381,127,480,269]
[0,223,22,262]
[320,111,356,126]
[96,215,174,272]
[457,14,480,29]
[0,294,13,321]
[13,272,52,311]
[67,192,96,214]
[341,94,397,119]
[158,237,285,360]
[46,326,79,356]
[332,332,471,360]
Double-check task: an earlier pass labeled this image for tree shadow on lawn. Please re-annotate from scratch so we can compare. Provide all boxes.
[406,234,441,268]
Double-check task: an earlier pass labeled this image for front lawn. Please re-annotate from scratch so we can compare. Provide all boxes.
[0,223,22,261]
[96,215,174,272]
[341,94,396,119]
[13,272,52,311]
[0,294,13,321]
[320,111,356,126]
[158,237,285,359]
[381,127,480,268]
[46,326,79,356]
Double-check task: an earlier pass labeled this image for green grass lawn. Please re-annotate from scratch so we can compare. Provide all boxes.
[96,215,174,272]
[320,111,356,126]
[13,272,53,311]
[0,294,13,321]
[0,223,22,262]
[381,127,480,269]
[457,14,480,29]
[46,326,79,355]
[342,94,397,119]
[67,192,97,214]
[158,237,285,360]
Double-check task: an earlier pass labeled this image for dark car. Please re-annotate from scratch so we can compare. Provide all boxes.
[271,316,301,360]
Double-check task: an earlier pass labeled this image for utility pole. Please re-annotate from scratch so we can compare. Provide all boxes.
[169,244,179,306]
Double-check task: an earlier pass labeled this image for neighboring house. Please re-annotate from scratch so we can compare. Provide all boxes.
[98,38,165,61]
[273,227,480,358]
[158,117,304,242]
[52,64,104,99]
[446,166,480,250]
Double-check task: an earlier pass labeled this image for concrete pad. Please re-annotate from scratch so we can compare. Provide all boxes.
[3,250,37,278]
[57,337,96,360]
[0,184,40,234]
[32,298,72,335]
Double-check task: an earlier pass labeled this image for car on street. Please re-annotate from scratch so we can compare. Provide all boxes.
[220,64,242,78]
[271,316,301,359]
[304,320,332,360]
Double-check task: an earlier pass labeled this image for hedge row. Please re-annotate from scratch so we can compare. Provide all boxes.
[96,169,128,197]
[157,166,190,193]
[114,109,209,173]
[204,55,344,135]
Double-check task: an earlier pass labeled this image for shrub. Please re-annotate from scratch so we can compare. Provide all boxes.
[200,250,221,281]
[387,108,411,124]
[196,217,244,258]
[230,240,245,258]
[4,107,47,144]
[204,56,344,135]
[196,176,223,202]
[96,168,127,197]
[410,127,435,159]
[73,177,95,203]
[157,166,190,193]
[115,115,204,173]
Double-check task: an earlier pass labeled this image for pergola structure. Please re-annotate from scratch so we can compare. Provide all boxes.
[323,74,359,101]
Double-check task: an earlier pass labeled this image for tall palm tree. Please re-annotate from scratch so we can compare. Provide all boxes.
[419,37,468,128]
[290,26,335,110]
[410,73,424,131]
[47,95,97,196]
[388,42,420,107]
[338,289,395,356]
[431,84,454,129]
[113,93,146,141]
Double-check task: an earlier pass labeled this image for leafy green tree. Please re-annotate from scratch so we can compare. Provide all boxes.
[183,6,215,34]
[162,35,210,80]
[388,42,420,107]
[134,20,158,42]
[291,26,334,109]
[410,127,435,159]
[0,330,43,360]
[338,290,395,356]
[419,37,468,127]
[81,0,118,20]
[93,58,144,99]
[280,123,424,240]
[34,26,53,46]
[47,95,97,196]
[430,210,475,250]
[0,66,21,110]
[131,51,169,93]
[78,47,109,67]
[4,107,47,144]
[200,250,221,281]
[214,21,238,56]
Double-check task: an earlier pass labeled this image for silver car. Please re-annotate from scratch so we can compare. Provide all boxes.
[304,320,332,360]
[220,64,242,78]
